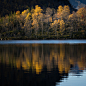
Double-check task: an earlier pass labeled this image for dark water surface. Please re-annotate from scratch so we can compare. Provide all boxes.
[0,40,86,86]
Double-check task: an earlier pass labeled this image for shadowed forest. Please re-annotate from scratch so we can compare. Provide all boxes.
[0,5,86,39]
[0,0,75,17]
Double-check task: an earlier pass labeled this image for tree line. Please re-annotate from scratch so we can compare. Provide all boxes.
[0,5,86,40]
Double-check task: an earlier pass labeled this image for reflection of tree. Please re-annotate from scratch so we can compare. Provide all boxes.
[0,44,86,75]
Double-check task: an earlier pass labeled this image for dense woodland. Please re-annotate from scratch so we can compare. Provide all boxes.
[0,5,86,40]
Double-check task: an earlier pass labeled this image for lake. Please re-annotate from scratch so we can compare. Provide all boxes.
[0,40,86,86]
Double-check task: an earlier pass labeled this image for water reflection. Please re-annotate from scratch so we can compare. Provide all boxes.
[0,44,86,86]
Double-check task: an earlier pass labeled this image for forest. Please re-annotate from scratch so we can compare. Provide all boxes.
[0,5,86,40]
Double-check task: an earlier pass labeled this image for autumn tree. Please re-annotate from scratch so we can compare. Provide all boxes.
[57,5,63,19]
[61,5,70,20]
[68,11,78,32]
[21,9,29,25]
[57,5,63,14]
[77,7,86,20]
[60,19,65,35]
[50,20,58,36]
[24,12,32,36]
[32,5,43,38]
[38,13,44,36]
[44,7,53,36]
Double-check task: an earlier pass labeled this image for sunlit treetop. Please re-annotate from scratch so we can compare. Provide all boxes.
[16,11,20,15]
[63,5,70,14]
[57,5,63,14]
[77,7,86,17]
[64,5,70,11]
[34,5,43,14]
[46,7,53,16]
[21,9,29,15]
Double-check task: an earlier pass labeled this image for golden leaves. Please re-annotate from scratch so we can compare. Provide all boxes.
[57,5,63,14]
[57,5,70,19]
[77,7,86,17]
[51,20,58,28]
[60,19,65,29]
[34,5,43,14]
[25,13,31,20]
[64,5,70,13]
[16,11,20,15]
[68,14,73,19]
[21,9,29,15]
[32,19,38,25]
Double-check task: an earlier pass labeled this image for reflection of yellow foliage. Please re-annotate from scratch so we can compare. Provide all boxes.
[78,61,84,70]
[69,59,74,65]
[35,62,42,74]
[59,45,65,60]
[16,60,21,69]
[22,62,27,70]
[1,44,86,76]
[64,63,70,73]
[58,63,63,74]
[23,51,31,67]
[65,67,70,73]
[50,50,55,61]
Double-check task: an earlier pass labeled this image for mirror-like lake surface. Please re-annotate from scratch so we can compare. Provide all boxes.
[0,40,86,86]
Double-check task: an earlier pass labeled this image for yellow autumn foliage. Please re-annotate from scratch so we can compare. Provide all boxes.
[32,19,38,25]
[16,11,20,15]
[25,13,31,20]
[64,5,70,14]
[77,7,86,17]
[68,14,73,19]
[58,19,60,23]
[60,19,65,30]
[22,9,29,15]
[57,5,63,14]
[51,20,58,28]
[34,5,43,14]
[35,62,42,74]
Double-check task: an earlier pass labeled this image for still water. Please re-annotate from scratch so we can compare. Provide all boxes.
[0,40,86,86]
